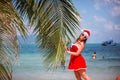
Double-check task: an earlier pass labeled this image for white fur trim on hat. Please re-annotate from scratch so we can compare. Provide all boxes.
[83,32,89,37]
[81,29,90,38]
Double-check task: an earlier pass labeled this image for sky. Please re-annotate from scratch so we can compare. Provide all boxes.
[17,0,120,44]
[72,0,120,43]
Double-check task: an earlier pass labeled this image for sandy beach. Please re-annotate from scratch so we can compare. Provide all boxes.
[13,67,119,80]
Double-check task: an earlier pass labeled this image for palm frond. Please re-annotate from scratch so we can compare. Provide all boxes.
[0,0,27,80]
[13,0,81,69]
[12,0,37,23]
[31,0,81,69]
[0,63,11,80]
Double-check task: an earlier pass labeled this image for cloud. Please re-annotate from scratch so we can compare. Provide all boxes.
[93,15,120,31]
[103,0,120,5]
[94,0,120,17]
[103,0,112,4]
[93,0,120,13]
[94,3,100,10]
[104,21,120,31]
[104,21,114,30]
[111,6,120,17]
[114,24,120,30]
[113,0,120,4]
[93,15,106,23]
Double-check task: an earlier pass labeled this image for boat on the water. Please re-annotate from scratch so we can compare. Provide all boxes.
[101,40,117,46]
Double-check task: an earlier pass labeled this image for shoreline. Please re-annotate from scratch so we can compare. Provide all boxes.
[13,68,119,80]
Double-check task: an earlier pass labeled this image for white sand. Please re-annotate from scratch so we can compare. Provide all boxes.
[13,69,118,80]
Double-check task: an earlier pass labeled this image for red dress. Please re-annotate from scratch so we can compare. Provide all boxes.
[68,43,86,71]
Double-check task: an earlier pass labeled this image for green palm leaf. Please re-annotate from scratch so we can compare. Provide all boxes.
[31,0,81,69]
[13,0,81,69]
[0,63,11,80]
[0,0,27,80]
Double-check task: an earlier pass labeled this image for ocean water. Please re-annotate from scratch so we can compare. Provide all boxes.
[13,43,120,80]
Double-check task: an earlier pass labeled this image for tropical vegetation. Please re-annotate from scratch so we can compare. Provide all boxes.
[0,0,81,80]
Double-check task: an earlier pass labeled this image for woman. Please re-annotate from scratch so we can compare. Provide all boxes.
[63,29,91,80]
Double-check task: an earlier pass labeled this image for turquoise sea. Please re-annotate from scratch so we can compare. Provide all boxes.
[13,43,120,80]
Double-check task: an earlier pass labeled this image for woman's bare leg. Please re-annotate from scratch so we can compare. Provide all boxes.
[81,71,90,80]
[78,69,90,80]
[74,71,82,80]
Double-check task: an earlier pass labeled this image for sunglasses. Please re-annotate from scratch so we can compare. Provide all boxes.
[81,33,87,39]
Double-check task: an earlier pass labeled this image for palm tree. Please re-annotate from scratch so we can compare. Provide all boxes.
[0,0,81,80]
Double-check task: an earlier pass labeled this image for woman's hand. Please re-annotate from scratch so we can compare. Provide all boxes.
[61,41,70,52]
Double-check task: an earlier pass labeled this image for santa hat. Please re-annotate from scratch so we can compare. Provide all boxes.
[81,29,90,38]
